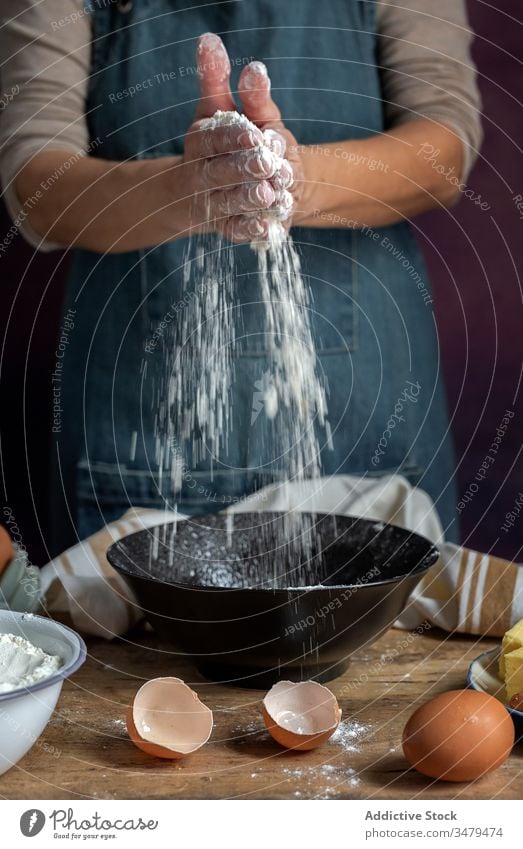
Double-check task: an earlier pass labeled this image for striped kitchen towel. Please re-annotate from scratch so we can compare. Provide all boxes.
[396,545,523,636]
[40,508,174,638]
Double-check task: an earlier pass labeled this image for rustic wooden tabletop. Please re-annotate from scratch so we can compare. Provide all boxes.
[1,626,521,800]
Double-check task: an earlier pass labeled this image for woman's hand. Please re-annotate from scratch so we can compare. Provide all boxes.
[235,55,464,231]
[237,60,306,228]
[182,117,279,242]
[182,34,296,242]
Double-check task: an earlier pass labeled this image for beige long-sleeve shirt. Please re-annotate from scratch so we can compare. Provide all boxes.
[0,0,482,250]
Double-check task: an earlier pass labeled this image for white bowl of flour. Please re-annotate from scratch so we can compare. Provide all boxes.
[0,610,86,776]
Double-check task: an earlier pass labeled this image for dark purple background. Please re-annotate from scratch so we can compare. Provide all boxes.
[1,1,521,565]
[418,0,522,560]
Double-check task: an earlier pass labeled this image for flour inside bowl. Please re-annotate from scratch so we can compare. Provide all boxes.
[0,633,62,693]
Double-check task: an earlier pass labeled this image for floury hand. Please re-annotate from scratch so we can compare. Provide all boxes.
[181,33,294,242]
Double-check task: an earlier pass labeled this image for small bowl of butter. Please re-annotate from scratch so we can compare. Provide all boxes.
[468,618,523,741]
[0,609,86,776]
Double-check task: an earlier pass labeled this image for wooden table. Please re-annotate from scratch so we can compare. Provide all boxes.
[2,626,522,800]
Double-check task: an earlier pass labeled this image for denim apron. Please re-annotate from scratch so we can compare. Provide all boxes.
[50,0,458,553]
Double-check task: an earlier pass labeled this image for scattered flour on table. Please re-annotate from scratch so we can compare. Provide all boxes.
[0,633,62,693]
[110,719,127,735]
[331,719,371,751]
[282,763,361,797]
[266,721,370,796]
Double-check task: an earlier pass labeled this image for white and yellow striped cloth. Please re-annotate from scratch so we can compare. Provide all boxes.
[40,475,523,639]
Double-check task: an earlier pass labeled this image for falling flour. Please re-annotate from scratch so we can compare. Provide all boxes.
[155,110,328,585]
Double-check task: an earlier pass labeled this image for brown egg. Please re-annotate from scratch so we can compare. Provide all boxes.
[0,526,14,576]
[127,677,213,759]
[403,689,514,782]
[261,680,341,751]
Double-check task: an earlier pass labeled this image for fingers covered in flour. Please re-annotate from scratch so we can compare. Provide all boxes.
[210,181,276,217]
[263,128,287,158]
[219,214,269,243]
[271,158,294,190]
[202,146,281,191]
[185,120,264,159]
[238,61,282,125]
[195,33,235,119]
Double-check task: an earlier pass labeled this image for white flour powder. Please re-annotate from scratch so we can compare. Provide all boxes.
[155,111,328,584]
[0,633,62,693]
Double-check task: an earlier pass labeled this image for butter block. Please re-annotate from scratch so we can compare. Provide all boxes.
[504,646,523,702]
[499,618,523,678]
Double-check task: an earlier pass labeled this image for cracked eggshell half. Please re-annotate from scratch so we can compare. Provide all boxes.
[261,680,341,751]
[127,676,213,759]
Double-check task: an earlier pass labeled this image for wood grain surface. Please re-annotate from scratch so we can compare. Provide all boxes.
[1,625,522,800]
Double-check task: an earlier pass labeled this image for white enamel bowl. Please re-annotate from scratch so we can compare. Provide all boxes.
[0,610,86,776]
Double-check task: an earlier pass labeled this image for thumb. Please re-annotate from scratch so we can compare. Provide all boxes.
[238,62,281,127]
[195,33,236,119]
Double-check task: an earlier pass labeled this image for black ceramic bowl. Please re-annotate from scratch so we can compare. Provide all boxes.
[107,511,438,687]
